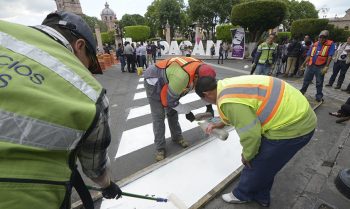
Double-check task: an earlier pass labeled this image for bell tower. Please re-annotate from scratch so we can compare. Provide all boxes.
[55,0,83,15]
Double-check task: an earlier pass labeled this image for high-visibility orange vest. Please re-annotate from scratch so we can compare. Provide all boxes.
[309,40,333,66]
[156,57,203,107]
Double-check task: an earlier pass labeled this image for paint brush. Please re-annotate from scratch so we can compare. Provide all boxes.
[87,185,168,202]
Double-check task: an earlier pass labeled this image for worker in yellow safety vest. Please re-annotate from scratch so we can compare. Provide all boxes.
[194,75,317,207]
[300,30,335,102]
[0,11,121,209]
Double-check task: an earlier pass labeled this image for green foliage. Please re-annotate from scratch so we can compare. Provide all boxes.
[283,0,318,30]
[81,14,108,32]
[276,32,291,43]
[231,1,287,41]
[326,24,350,43]
[216,24,238,42]
[124,25,151,42]
[158,0,182,38]
[290,18,328,40]
[119,14,146,28]
[101,31,115,45]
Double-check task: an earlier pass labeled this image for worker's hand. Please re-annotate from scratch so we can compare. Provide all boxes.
[205,104,214,117]
[205,123,215,134]
[185,112,195,122]
[102,181,122,199]
[241,154,251,168]
[251,63,256,69]
[321,66,329,76]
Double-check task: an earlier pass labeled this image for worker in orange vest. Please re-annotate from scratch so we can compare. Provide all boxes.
[300,30,335,102]
[143,57,216,161]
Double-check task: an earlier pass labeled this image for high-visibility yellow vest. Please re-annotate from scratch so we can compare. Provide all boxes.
[0,20,103,209]
[217,75,310,134]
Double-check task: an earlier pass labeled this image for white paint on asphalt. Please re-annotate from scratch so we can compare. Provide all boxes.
[116,107,207,158]
[136,84,144,90]
[208,63,249,75]
[103,130,242,209]
[127,92,202,120]
[139,77,144,82]
[133,91,147,100]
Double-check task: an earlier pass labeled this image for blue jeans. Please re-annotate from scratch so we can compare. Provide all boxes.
[255,64,272,75]
[233,130,314,204]
[119,56,126,71]
[300,65,324,101]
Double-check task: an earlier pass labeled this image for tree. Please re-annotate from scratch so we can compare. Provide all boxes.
[119,14,146,28]
[124,25,151,42]
[145,0,162,38]
[81,14,107,32]
[291,18,328,40]
[158,0,182,39]
[231,1,287,41]
[216,24,238,43]
[101,31,115,45]
[283,0,318,30]
[188,0,239,39]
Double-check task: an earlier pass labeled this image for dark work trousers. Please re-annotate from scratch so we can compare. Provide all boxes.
[340,97,350,116]
[140,55,147,68]
[300,65,324,101]
[144,80,183,151]
[218,53,224,64]
[233,130,314,205]
[125,54,136,72]
[327,60,350,87]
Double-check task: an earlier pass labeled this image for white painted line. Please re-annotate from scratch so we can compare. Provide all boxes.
[139,78,144,82]
[136,84,144,90]
[133,91,147,100]
[208,63,249,75]
[128,92,202,120]
[116,107,218,158]
[103,130,242,209]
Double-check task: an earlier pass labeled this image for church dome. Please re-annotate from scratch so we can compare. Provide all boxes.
[101,2,115,16]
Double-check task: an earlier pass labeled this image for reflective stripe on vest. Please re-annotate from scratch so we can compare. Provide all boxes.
[309,40,333,66]
[0,109,83,150]
[0,31,98,102]
[218,77,285,126]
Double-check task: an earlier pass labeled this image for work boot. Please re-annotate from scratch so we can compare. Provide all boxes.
[155,149,165,162]
[221,192,247,204]
[335,86,341,89]
[173,137,189,148]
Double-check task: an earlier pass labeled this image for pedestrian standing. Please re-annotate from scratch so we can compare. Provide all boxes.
[0,11,122,209]
[218,43,224,64]
[325,36,350,89]
[195,75,317,207]
[210,44,215,58]
[253,34,278,75]
[300,30,335,102]
[146,41,153,66]
[139,41,147,69]
[116,43,126,72]
[284,38,301,77]
[224,42,229,59]
[124,42,136,73]
[151,42,157,63]
[135,43,141,67]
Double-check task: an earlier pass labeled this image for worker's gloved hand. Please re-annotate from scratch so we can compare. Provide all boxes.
[206,105,214,117]
[185,112,195,122]
[321,66,329,76]
[102,181,122,199]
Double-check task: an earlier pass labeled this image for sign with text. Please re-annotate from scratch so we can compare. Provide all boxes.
[231,28,245,59]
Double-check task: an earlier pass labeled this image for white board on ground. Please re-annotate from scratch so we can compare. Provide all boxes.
[103,130,242,209]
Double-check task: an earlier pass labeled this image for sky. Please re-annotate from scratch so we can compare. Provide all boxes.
[0,0,348,26]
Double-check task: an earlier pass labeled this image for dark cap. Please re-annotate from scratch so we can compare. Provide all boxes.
[42,11,102,74]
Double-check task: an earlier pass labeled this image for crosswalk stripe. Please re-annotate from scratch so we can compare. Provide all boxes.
[127,92,202,120]
[136,84,144,90]
[116,107,216,158]
[133,91,147,100]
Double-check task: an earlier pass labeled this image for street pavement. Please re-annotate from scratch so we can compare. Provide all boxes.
[79,56,350,209]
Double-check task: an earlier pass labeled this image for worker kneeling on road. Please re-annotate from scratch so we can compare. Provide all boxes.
[195,75,317,207]
[0,12,121,209]
[144,57,216,161]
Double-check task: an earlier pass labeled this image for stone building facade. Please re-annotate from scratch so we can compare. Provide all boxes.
[55,0,83,15]
[101,2,117,31]
[329,9,350,31]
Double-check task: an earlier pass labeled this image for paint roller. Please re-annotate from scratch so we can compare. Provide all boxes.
[195,112,229,141]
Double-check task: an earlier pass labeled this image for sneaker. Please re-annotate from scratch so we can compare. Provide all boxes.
[325,84,332,87]
[221,192,247,204]
[173,138,189,148]
[155,150,165,162]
